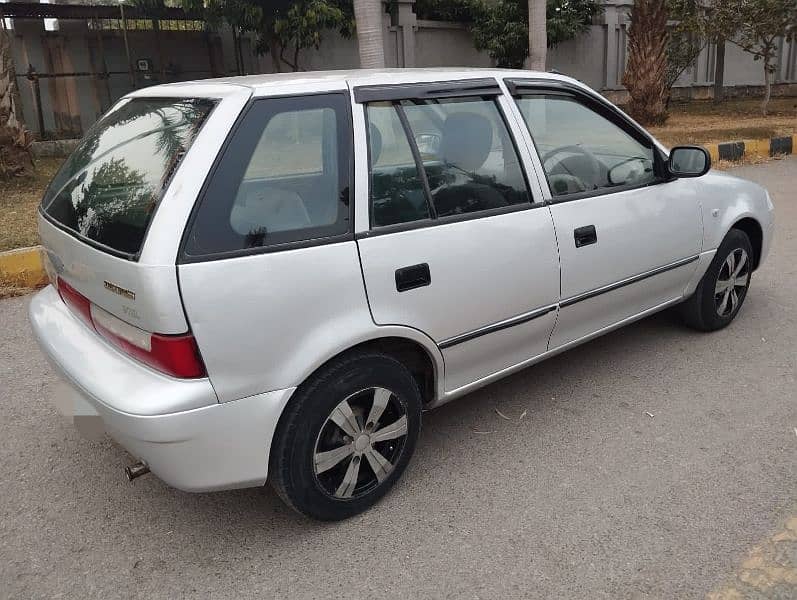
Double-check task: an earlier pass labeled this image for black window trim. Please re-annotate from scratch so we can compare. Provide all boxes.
[354,78,501,103]
[355,201,535,240]
[178,90,355,264]
[41,95,220,262]
[362,90,543,235]
[505,78,671,205]
[394,102,437,219]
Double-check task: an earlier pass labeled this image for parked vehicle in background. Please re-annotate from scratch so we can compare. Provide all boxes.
[29,69,775,521]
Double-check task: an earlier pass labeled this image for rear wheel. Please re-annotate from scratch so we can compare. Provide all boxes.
[269,351,422,521]
[679,228,753,331]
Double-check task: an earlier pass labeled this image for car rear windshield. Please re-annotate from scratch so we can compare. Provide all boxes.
[41,97,215,256]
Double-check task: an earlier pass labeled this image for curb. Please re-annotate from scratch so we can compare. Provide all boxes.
[0,246,48,290]
[704,134,795,163]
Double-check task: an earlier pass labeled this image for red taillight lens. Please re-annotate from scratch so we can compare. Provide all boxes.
[56,277,206,379]
[95,318,206,379]
[57,277,92,327]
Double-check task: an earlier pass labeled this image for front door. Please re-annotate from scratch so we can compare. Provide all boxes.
[508,82,703,349]
[354,81,560,393]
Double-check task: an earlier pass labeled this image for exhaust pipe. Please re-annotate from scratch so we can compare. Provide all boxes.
[125,461,150,481]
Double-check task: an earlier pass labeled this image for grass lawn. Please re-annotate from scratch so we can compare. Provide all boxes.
[0,158,62,253]
[1,98,795,255]
[648,97,797,147]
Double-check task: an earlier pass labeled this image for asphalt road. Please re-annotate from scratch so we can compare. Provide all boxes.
[1,158,795,600]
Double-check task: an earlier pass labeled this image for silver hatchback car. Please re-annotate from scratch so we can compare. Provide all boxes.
[30,68,774,520]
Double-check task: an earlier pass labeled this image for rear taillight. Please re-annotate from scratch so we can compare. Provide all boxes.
[57,278,92,327]
[56,277,206,379]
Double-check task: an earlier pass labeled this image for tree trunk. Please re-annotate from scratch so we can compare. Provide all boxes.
[267,32,281,73]
[622,0,669,126]
[153,18,165,81]
[0,23,33,179]
[353,0,385,68]
[762,59,771,117]
[713,36,725,103]
[527,0,547,71]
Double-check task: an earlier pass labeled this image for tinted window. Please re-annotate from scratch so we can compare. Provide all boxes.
[515,94,656,197]
[184,93,351,257]
[42,97,214,255]
[366,102,430,227]
[365,96,531,227]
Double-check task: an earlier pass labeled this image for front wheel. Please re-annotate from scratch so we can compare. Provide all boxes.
[269,351,422,521]
[679,228,753,331]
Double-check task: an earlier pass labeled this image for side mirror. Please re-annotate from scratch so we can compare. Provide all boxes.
[668,145,710,178]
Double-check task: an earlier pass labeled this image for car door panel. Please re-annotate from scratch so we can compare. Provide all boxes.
[548,257,698,349]
[440,305,558,393]
[507,81,704,349]
[358,209,560,392]
[354,82,561,392]
[550,179,703,295]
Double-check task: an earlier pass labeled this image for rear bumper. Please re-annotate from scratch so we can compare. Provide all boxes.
[29,286,295,491]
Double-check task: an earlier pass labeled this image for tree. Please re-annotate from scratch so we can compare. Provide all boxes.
[664,0,705,101]
[622,0,669,125]
[180,0,262,74]
[0,20,33,179]
[353,0,385,68]
[718,0,796,115]
[467,0,602,69]
[666,1,742,104]
[182,0,351,73]
[528,0,547,70]
[271,1,353,71]
[713,34,726,102]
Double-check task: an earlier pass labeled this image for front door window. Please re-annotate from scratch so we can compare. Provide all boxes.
[515,94,657,197]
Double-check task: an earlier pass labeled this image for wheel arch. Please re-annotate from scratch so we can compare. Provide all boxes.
[289,328,444,409]
[731,217,763,271]
[266,331,443,484]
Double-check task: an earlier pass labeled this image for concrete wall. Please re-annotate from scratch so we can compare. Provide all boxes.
[5,0,796,138]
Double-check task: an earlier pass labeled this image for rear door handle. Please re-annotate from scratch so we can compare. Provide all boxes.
[574,225,597,248]
[395,263,431,292]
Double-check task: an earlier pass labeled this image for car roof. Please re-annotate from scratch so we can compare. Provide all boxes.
[130,67,583,98]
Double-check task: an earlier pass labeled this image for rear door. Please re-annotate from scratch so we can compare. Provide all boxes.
[353,80,560,393]
[506,80,703,348]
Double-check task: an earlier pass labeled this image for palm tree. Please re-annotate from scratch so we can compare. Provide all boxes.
[527,0,547,71]
[0,20,33,178]
[622,0,669,125]
[353,0,385,68]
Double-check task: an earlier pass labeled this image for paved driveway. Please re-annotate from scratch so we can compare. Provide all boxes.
[1,158,795,599]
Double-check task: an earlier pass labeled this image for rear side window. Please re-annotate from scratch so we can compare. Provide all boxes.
[183,93,352,258]
[42,97,215,256]
[367,102,430,227]
[365,96,531,228]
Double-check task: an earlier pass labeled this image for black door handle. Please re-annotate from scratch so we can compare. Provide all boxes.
[395,263,431,292]
[574,225,597,248]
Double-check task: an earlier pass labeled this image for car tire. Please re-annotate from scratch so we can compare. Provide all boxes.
[269,350,422,521]
[679,228,754,332]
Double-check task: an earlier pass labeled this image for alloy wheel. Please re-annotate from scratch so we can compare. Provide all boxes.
[313,387,409,499]
[714,248,750,317]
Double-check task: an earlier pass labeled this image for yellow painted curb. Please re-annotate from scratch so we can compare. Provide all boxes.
[704,143,720,163]
[0,245,48,289]
[743,138,769,157]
